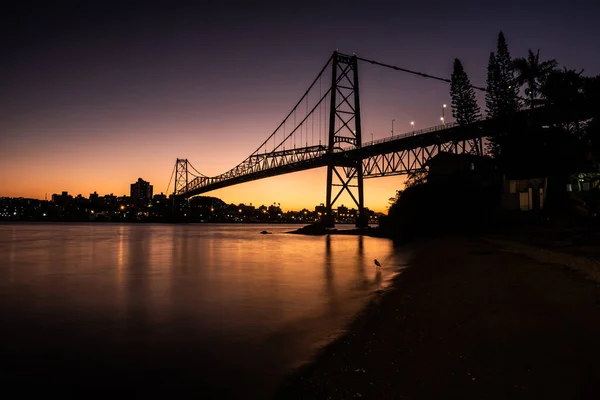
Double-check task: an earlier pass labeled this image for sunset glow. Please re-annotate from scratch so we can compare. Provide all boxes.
[2,2,599,213]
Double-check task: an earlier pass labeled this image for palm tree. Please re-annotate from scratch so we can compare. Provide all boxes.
[541,67,585,105]
[513,49,558,109]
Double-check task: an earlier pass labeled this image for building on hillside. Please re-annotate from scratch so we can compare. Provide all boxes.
[502,174,547,212]
[425,151,498,185]
[130,178,153,201]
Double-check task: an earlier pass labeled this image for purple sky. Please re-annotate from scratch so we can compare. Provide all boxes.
[2,0,599,211]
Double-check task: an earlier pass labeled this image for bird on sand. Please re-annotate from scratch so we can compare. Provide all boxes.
[373,259,381,267]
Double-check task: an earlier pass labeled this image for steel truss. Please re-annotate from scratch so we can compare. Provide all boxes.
[324,52,366,227]
[177,145,328,196]
[362,138,483,178]
[174,158,189,196]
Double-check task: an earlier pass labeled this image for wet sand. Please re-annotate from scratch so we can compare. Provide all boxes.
[275,233,600,399]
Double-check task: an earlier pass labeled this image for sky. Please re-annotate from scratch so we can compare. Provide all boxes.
[2,0,600,212]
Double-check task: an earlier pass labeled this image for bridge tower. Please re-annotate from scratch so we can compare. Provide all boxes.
[323,52,367,228]
[173,158,189,213]
[174,158,190,197]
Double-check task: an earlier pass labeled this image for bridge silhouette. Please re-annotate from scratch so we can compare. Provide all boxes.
[169,51,595,227]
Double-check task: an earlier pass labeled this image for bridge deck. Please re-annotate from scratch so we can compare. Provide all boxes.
[178,100,597,198]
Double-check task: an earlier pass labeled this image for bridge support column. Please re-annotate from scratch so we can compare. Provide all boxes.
[323,51,367,228]
[173,158,189,217]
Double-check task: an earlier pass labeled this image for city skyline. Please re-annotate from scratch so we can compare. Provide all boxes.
[2,1,600,212]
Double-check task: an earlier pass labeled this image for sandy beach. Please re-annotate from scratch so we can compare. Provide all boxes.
[275,230,600,399]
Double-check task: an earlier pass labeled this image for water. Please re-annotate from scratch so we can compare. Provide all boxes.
[0,223,407,398]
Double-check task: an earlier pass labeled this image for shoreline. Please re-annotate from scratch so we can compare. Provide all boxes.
[274,233,600,399]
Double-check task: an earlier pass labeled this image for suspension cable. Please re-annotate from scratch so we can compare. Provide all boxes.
[273,86,332,152]
[319,74,322,145]
[166,162,176,195]
[187,161,206,178]
[356,56,487,92]
[250,53,335,156]
[306,95,309,146]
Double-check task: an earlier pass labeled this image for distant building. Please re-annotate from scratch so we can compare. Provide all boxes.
[337,204,348,217]
[152,193,167,204]
[89,192,99,202]
[130,178,153,201]
[51,191,72,206]
[103,194,117,207]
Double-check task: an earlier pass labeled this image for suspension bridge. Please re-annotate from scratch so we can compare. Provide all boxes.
[168,51,596,227]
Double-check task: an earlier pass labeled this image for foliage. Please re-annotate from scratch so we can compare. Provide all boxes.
[387,170,427,210]
[486,33,524,158]
[405,170,428,188]
[494,32,521,116]
[541,67,585,105]
[514,49,558,109]
[485,52,501,118]
[450,58,481,125]
[385,174,499,240]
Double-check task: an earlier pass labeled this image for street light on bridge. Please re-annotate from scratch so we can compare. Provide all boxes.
[410,121,415,131]
[442,104,447,126]
[371,132,373,144]
[391,119,395,137]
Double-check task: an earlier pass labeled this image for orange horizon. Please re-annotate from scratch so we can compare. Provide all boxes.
[0,167,405,214]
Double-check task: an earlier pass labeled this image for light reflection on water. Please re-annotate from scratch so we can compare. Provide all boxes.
[0,223,408,397]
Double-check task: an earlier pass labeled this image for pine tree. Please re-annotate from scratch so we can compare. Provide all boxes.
[485,52,502,157]
[485,32,521,158]
[450,58,481,126]
[485,52,500,117]
[495,31,521,115]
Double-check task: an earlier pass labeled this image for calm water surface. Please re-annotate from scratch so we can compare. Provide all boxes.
[0,223,408,398]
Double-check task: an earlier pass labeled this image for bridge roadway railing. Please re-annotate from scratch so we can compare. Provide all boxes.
[363,121,459,147]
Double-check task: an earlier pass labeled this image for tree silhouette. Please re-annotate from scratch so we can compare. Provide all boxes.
[541,67,585,106]
[514,49,558,109]
[486,32,522,158]
[494,32,521,115]
[451,58,481,125]
[485,52,502,156]
[485,52,501,117]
